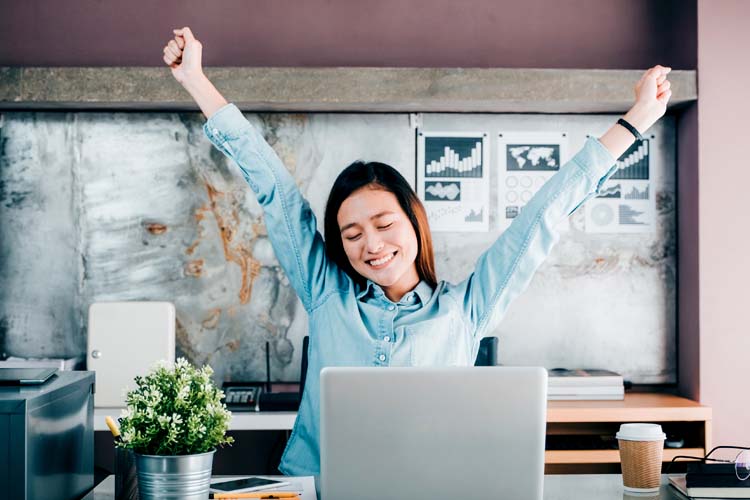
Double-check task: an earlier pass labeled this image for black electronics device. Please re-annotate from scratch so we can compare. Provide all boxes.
[222,341,302,412]
[209,476,291,493]
[222,382,264,411]
[686,462,750,488]
[0,367,58,385]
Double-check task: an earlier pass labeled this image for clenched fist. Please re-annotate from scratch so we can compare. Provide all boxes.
[163,27,204,85]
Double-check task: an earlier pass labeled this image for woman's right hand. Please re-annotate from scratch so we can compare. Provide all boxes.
[163,27,203,85]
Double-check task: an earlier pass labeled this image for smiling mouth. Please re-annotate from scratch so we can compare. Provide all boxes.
[367,251,397,268]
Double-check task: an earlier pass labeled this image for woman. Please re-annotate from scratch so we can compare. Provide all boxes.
[162,27,671,476]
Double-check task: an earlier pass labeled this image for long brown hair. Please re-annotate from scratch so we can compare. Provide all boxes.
[324,161,437,289]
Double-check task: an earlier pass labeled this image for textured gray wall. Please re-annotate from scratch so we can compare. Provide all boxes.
[0,111,675,383]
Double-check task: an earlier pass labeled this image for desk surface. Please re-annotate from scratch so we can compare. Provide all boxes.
[83,475,317,500]
[84,474,684,499]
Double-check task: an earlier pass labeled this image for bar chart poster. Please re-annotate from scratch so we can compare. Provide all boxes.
[416,131,490,232]
[497,131,568,232]
[585,139,654,233]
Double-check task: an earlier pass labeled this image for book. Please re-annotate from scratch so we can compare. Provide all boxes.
[547,393,624,400]
[547,368,624,387]
[670,474,750,499]
[548,385,624,395]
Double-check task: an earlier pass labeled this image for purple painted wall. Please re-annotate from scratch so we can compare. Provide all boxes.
[697,0,750,448]
[0,0,696,69]
[677,103,699,402]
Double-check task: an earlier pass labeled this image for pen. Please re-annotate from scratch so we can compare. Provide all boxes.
[209,493,300,499]
[104,415,122,443]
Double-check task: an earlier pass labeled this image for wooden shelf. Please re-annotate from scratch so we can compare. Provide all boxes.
[547,393,712,423]
[545,393,711,470]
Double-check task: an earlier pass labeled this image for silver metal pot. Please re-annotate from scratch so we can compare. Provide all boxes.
[134,449,215,500]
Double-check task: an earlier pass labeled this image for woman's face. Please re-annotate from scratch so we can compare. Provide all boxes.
[337,186,420,300]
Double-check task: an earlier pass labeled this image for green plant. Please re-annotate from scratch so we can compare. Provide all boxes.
[118,358,234,455]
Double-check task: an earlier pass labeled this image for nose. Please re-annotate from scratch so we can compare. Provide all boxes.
[364,229,385,254]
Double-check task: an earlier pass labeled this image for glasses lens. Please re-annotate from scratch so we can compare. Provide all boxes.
[736,450,750,481]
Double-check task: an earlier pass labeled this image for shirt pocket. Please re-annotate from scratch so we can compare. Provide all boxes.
[407,316,473,367]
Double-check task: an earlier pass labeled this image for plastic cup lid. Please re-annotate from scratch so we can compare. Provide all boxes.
[616,423,666,441]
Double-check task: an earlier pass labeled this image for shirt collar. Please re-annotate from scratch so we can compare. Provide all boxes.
[355,279,434,304]
[411,281,434,304]
[356,279,382,300]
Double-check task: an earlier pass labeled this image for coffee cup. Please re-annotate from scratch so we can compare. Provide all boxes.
[616,423,666,493]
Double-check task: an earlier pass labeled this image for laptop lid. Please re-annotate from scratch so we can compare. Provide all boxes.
[320,366,547,500]
[0,367,58,385]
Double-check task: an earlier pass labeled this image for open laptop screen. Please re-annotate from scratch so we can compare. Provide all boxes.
[320,366,548,500]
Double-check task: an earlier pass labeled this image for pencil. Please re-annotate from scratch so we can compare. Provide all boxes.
[104,415,122,443]
[209,493,299,499]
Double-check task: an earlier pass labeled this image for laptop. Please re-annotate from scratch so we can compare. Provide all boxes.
[0,367,58,385]
[320,366,548,500]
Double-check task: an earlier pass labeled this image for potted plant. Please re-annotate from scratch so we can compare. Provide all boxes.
[117,358,234,500]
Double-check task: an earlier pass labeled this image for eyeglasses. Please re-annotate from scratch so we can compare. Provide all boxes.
[667,445,750,481]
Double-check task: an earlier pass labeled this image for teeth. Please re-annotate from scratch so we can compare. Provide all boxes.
[369,252,395,266]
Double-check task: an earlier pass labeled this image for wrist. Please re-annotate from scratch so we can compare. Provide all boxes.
[622,104,655,135]
[180,71,209,93]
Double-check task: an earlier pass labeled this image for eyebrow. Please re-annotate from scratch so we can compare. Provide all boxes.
[339,211,395,233]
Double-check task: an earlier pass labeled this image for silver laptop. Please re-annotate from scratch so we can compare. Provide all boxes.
[320,366,547,500]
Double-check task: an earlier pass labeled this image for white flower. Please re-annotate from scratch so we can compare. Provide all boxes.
[152,359,170,370]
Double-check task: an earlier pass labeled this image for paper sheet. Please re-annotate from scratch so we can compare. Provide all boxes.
[585,139,655,233]
[416,131,490,232]
[497,131,569,232]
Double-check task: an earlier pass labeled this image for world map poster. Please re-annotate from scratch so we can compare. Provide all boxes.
[497,131,569,232]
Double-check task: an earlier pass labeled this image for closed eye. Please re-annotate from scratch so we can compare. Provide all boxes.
[345,234,362,241]
[377,222,394,230]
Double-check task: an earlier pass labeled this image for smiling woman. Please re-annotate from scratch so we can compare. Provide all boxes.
[323,161,436,302]
[161,26,673,476]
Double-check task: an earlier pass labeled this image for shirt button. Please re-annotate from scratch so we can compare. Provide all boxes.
[383,336,391,342]
[379,354,386,362]
[212,128,219,135]
[388,305,395,311]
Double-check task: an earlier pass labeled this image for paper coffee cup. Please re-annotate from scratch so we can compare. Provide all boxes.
[616,423,666,493]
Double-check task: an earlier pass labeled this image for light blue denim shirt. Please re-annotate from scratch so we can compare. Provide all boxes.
[203,104,617,476]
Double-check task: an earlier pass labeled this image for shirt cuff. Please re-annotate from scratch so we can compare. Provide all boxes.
[574,136,618,182]
[203,103,253,143]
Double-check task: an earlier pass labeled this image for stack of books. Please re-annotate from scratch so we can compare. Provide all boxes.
[670,463,750,499]
[547,368,624,400]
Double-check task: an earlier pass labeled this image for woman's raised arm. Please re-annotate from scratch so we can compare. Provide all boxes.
[162,28,348,312]
[454,65,672,338]
[163,27,228,118]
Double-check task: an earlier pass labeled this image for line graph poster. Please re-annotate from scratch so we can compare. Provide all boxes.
[497,131,569,232]
[585,139,655,233]
[417,131,490,232]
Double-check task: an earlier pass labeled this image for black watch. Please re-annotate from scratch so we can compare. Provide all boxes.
[617,118,644,142]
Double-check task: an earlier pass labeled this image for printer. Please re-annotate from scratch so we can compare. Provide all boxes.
[0,371,95,500]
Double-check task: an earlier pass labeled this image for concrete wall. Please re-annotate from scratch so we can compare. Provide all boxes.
[0,0,696,69]
[0,111,677,384]
[697,0,750,448]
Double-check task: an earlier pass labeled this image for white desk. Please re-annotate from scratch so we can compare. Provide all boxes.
[94,408,296,431]
[84,474,684,499]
